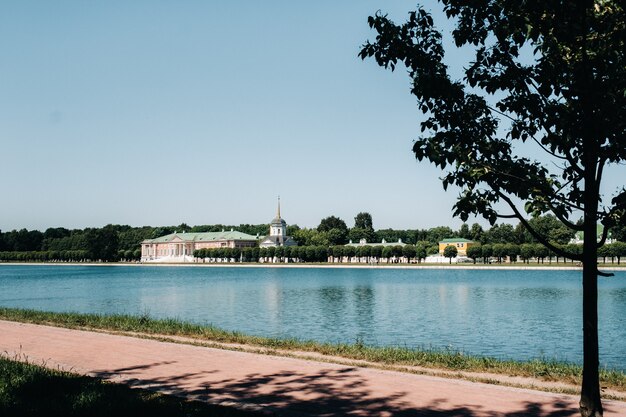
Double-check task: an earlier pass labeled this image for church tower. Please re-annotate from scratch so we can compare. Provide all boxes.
[270,196,287,244]
[259,196,297,248]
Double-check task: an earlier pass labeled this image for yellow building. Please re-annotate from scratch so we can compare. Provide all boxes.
[438,238,476,256]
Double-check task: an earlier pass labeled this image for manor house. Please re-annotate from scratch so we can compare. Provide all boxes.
[140,229,258,262]
[141,198,296,262]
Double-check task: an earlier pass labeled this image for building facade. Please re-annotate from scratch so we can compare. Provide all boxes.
[141,230,258,262]
[141,199,297,262]
[438,238,476,256]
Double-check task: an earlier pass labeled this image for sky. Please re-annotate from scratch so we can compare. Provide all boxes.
[1,1,623,232]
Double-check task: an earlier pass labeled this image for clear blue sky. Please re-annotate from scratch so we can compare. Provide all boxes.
[1,1,622,232]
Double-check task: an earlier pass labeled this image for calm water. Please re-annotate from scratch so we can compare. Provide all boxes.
[0,265,624,370]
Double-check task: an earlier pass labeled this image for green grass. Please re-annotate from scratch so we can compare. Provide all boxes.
[1,307,625,393]
[0,356,257,417]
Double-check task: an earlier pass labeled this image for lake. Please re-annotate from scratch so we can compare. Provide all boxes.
[0,265,624,370]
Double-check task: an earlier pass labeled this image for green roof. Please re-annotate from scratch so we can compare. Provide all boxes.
[142,231,258,244]
[439,238,474,243]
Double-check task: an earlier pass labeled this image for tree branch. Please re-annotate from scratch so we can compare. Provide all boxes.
[489,103,571,163]
[547,201,584,231]
[596,223,609,248]
[523,79,585,176]
[487,104,516,123]
[496,190,583,260]
[596,156,607,185]
[496,213,518,219]
[551,192,585,211]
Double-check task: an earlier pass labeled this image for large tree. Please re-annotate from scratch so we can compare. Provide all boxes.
[84,225,119,261]
[318,216,349,245]
[515,214,576,244]
[318,215,348,232]
[482,223,516,244]
[354,212,374,230]
[347,227,375,243]
[443,245,458,263]
[360,2,626,416]
[351,212,376,243]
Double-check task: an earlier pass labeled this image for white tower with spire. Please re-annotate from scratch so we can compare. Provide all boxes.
[269,196,287,241]
[259,196,297,248]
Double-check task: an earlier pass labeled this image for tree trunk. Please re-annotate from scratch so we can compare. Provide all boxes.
[580,223,602,416]
[579,83,603,416]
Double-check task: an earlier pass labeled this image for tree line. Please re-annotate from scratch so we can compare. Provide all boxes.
[193,242,626,265]
[1,213,624,262]
[292,213,626,248]
[193,244,428,264]
[0,223,268,262]
[465,242,626,264]
[0,250,90,262]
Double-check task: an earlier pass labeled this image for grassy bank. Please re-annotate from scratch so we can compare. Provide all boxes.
[1,307,625,394]
[0,356,257,417]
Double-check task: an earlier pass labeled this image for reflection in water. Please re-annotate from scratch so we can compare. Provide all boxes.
[318,287,347,336]
[353,286,374,341]
[519,287,572,300]
[264,280,281,329]
[438,285,447,309]
[0,265,624,370]
[610,288,626,302]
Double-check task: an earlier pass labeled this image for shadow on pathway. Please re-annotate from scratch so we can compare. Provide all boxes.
[91,361,596,417]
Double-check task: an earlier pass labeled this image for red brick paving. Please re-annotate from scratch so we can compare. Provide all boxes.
[1,320,624,417]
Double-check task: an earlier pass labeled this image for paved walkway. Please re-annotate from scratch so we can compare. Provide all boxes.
[1,320,625,417]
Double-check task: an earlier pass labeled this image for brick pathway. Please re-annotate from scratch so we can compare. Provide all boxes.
[1,320,624,416]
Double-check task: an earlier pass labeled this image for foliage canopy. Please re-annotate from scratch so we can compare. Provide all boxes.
[360,2,626,415]
[360,1,626,261]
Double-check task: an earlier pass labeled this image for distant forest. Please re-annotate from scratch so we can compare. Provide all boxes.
[0,223,269,262]
[0,213,624,262]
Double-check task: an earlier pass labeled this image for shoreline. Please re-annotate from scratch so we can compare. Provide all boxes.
[2,261,624,271]
[3,319,625,416]
[0,309,625,403]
